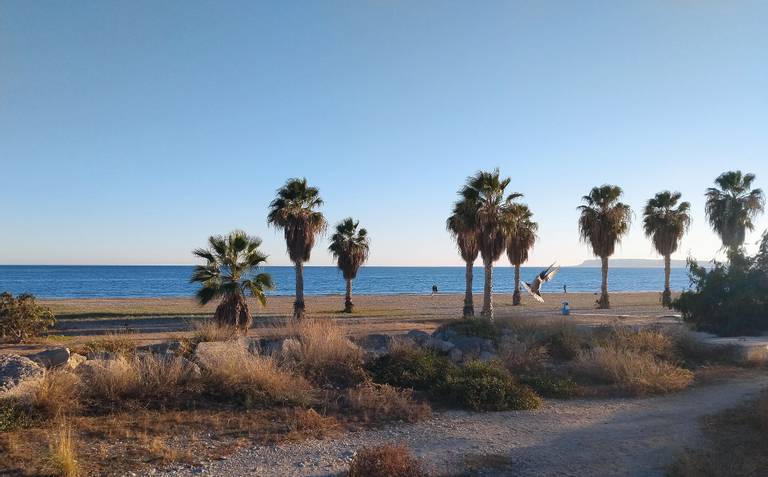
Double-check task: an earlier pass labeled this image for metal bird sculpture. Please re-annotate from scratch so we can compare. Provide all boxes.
[520,263,560,303]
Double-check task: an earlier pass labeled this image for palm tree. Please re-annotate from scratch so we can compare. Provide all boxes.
[328,218,370,313]
[705,171,765,252]
[505,202,538,306]
[460,169,519,319]
[190,230,274,331]
[267,178,327,319]
[447,198,479,317]
[578,185,632,309]
[643,191,691,306]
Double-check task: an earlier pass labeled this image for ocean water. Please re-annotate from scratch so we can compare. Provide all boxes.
[0,265,692,299]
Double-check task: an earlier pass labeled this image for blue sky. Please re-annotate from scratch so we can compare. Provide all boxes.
[1,1,766,266]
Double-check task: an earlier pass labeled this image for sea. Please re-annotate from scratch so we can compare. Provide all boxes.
[0,265,692,299]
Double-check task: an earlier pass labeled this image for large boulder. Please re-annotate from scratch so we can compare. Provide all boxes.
[355,334,394,355]
[29,347,71,368]
[406,330,430,345]
[0,355,44,393]
[424,337,455,353]
[67,353,87,370]
[450,336,495,358]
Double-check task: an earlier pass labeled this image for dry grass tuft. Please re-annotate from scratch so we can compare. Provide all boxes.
[598,326,677,360]
[190,319,239,343]
[202,344,313,407]
[348,443,427,477]
[574,345,694,395]
[46,421,79,477]
[79,356,141,401]
[27,370,82,419]
[345,384,431,423]
[81,333,137,357]
[285,318,366,387]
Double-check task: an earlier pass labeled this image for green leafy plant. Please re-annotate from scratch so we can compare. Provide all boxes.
[367,348,457,392]
[445,361,541,411]
[0,292,55,343]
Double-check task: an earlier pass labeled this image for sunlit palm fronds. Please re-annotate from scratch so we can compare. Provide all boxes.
[705,171,765,251]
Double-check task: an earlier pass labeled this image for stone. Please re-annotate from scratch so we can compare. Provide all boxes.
[479,351,497,361]
[424,337,455,353]
[431,328,459,342]
[451,336,495,358]
[67,353,87,370]
[406,330,430,344]
[0,355,44,393]
[28,347,71,368]
[137,341,182,355]
[355,334,394,354]
[448,348,463,363]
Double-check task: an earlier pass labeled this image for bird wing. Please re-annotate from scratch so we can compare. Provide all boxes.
[521,281,544,302]
[541,264,560,283]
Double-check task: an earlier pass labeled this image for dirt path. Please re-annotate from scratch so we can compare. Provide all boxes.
[156,375,768,477]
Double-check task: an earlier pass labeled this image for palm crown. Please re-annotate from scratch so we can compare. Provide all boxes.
[446,198,480,263]
[643,191,691,257]
[506,203,538,265]
[190,230,274,329]
[705,171,765,250]
[578,185,632,257]
[267,177,327,262]
[329,218,370,280]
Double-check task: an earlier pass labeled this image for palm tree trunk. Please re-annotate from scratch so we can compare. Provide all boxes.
[463,260,474,318]
[513,263,521,305]
[344,278,353,313]
[481,257,494,319]
[294,261,305,319]
[662,254,672,307]
[598,255,610,309]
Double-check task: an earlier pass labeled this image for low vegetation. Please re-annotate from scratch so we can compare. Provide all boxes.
[669,392,768,476]
[0,292,55,343]
[673,234,768,336]
[347,443,427,477]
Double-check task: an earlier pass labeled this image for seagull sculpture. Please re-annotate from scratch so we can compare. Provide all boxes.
[520,263,560,303]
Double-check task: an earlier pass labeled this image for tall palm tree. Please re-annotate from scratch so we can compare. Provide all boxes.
[461,169,519,319]
[643,191,691,307]
[328,218,370,313]
[705,171,765,252]
[505,202,538,306]
[578,185,632,309]
[447,198,479,317]
[190,230,274,331]
[267,178,327,319]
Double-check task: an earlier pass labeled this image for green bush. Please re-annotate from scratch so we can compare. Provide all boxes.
[366,348,457,392]
[0,399,32,432]
[673,238,768,336]
[0,292,55,343]
[520,374,580,399]
[445,361,541,411]
[435,318,499,341]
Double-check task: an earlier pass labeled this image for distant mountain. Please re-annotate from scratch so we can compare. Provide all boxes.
[576,258,695,268]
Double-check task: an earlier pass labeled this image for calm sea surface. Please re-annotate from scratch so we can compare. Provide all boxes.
[0,266,692,299]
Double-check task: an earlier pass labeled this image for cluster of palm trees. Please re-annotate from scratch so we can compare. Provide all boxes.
[448,169,764,317]
[191,178,370,328]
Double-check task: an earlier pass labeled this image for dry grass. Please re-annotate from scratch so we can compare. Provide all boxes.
[597,326,677,360]
[497,334,550,373]
[26,370,82,419]
[574,345,694,395]
[669,392,768,476]
[284,318,366,387]
[201,344,314,407]
[79,356,141,401]
[345,384,431,423]
[190,319,239,343]
[498,317,587,361]
[46,421,79,477]
[80,333,137,357]
[347,443,426,477]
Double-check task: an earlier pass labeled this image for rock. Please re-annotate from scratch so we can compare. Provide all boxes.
[0,355,44,393]
[406,330,430,345]
[432,328,459,342]
[178,356,202,379]
[479,351,497,361]
[137,341,182,355]
[28,347,71,368]
[425,337,455,353]
[87,351,118,360]
[448,348,463,363]
[355,334,394,354]
[451,336,495,358]
[67,353,87,370]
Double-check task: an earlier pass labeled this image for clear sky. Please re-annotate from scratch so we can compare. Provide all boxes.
[1,1,766,266]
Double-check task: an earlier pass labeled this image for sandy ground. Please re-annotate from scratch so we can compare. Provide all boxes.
[36,292,677,341]
[155,372,768,477]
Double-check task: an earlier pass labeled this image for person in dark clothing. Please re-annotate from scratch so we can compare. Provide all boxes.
[432,284,438,295]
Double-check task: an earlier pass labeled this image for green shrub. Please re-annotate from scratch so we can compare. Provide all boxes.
[445,361,542,411]
[0,399,32,432]
[367,348,457,392]
[0,292,55,343]
[672,238,768,337]
[435,318,499,341]
[520,374,580,399]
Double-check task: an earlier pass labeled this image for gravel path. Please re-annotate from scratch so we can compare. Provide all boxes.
[157,375,768,477]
